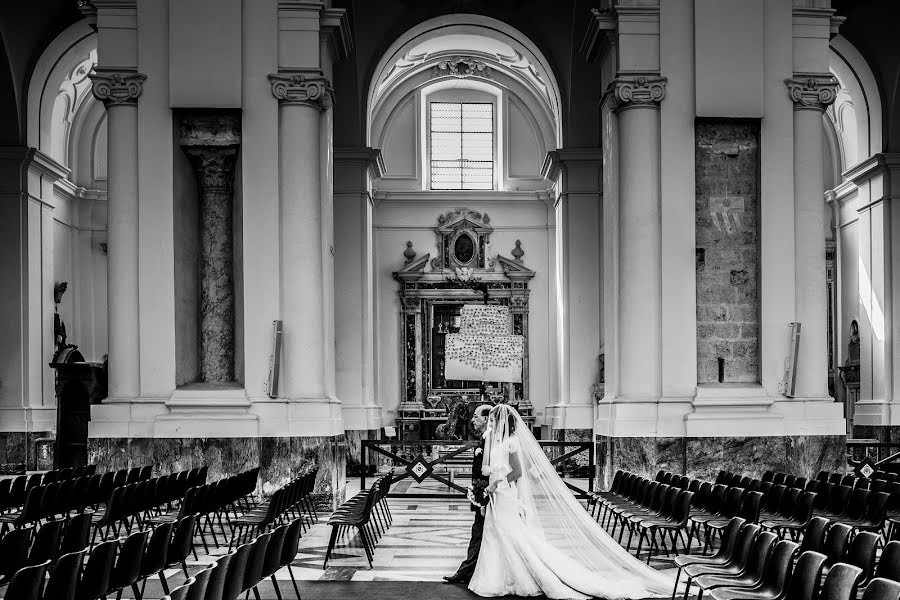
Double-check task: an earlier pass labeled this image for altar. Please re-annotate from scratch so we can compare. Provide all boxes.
[393,209,536,441]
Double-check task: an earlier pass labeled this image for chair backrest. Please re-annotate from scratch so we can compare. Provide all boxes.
[223,542,253,600]
[109,529,149,592]
[764,485,786,514]
[242,532,270,591]
[773,472,787,485]
[60,512,92,556]
[5,559,50,600]
[168,514,197,565]
[263,524,288,578]
[77,540,118,600]
[829,485,853,514]
[720,487,745,518]
[862,578,900,600]
[779,487,801,518]
[821,563,863,600]
[738,490,764,523]
[745,531,778,579]
[829,473,844,485]
[799,516,830,555]
[788,551,828,600]
[762,471,775,483]
[823,522,853,566]
[281,518,304,567]
[875,541,900,582]
[43,549,86,600]
[761,540,799,597]
[0,526,34,578]
[845,488,872,520]
[28,519,64,566]
[203,553,232,600]
[846,531,880,585]
[141,521,174,577]
[186,565,212,600]
[168,576,194,600]
[730,523,761,567]
[791,491,817,523]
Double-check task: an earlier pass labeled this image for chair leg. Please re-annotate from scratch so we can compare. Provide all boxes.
[271,574,284,600]
[182,560,189,579]
[324,525,339,569]
[159,571,170,595]
[671,568,682,600]
[132,582,143,600]
[287,564,301,599]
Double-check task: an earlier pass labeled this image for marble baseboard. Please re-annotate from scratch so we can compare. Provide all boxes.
[0,431,53,473]
[89,435,348,508]
[596,434,846,489]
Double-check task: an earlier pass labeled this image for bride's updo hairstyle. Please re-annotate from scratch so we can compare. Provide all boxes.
[489,404,517,436]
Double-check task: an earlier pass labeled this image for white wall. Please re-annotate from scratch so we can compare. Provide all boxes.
[373,195,553,424]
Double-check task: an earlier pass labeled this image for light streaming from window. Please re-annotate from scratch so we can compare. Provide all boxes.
[430,102,493,190]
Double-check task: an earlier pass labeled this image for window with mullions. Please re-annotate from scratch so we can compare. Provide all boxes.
[430,102,494,190]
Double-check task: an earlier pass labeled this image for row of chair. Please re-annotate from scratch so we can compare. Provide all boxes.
[228,469,319,550]
[324,475,393,569]
[4,515,194,600]
[719,469,895,541]
[38,465,98,486]
[816,469,900,485]
[0,514,91,584]
[673,516,897,600]
[0,466,145,516]
[162,517,305,600]
[90,468,207,544]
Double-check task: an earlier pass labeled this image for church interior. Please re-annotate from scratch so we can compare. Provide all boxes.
[2,0,900,596]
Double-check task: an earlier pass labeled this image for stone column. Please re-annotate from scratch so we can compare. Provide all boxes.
[90,69,145,400]
[785,74,838,399]
[609,76,666,402]
[179,113,241,383]
[269,73,334,403]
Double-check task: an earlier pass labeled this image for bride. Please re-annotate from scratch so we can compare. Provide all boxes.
[469,404,673,599]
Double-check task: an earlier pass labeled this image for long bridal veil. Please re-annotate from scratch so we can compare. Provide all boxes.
[482,404,673,598]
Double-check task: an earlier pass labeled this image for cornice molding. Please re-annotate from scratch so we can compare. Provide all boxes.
[268,72,333,109]
[785,73,839,111]
[604,75,667,112]
[581,8,617,63]
[90,69,146,107]
[541,149,604,181]
[321,7,352,62]
[334,147,385,179]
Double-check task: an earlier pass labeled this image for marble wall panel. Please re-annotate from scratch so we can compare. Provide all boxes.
[597,434,846,488]
[0,432,27,473]
[89,434,347,508]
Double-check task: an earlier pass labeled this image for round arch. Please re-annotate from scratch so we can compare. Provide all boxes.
[367,14,563,148]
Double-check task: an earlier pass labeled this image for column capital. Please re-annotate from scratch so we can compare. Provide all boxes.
[268,72,333,109]
[785,73,839,111]
[605,75,667,112]
[179,111,241,195]
[90,69,146,107]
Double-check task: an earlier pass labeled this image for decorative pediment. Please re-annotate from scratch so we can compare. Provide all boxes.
[496,255,536,282]
[395,253,430,283]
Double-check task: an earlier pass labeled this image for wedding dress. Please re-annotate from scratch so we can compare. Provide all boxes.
[468,405,673,599]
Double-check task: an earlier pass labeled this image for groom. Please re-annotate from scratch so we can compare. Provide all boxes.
[444,403,492,584]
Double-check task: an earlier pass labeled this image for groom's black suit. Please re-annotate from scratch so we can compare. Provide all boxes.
[453,437,487,580]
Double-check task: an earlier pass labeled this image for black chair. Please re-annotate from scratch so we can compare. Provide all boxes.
[821,523,854,572]
[43,549,87,600]
[60,512,92,557]
[259,523,287,600]
[138,521,174,596]
[0,525,34,584]
[783,551,828,600]
[681,523,761,600]
[167,577,194,600]
[186,564,212,600]
[691,531,778,600]
[820,563,863,600]
[707,539,799,600]
[797,516,830,556]
[204,553,233,600]
[280,518,304,599]
[842,531,880,587]
[862,579,900,600]
[222,542,253,600]
[4,560,51,600]
[166,515,197,580]
[76,539,118,600]
[28,519,64,567]
[671,517,746,600]
[108,529,149,600]
[242,531,271,599]
[872,541,900,583]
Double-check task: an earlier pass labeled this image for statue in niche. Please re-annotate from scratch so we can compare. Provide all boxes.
[842,320,860,384]
[54,282,69,350]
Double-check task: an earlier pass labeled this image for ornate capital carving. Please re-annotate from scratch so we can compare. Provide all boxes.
[433,57,492,80]
[268,72,333,109]
[785,73,839,111]
[179,111,241,194]
[606,75,667,112]
[90,69,146,107]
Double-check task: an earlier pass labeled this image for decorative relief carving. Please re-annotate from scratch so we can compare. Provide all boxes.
[511,240,525,263]
[433,56,492,79]
[89,69,146,107]
[268,72,333,110]
[607,75,667,111]
[403,241,417,263]
[785,73,839,111]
